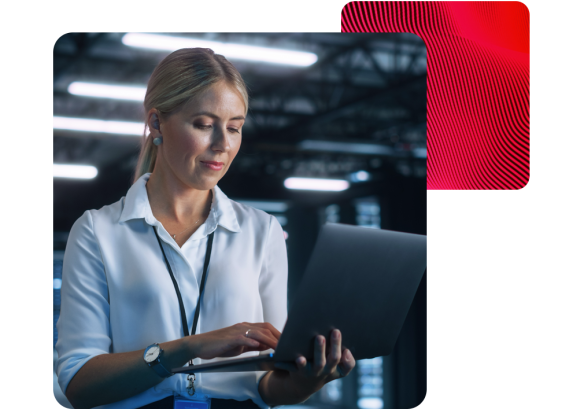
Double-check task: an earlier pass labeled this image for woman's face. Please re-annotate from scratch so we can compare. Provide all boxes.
[154,81,246,190]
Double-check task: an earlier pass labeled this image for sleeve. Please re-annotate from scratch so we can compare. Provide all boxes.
[56,210,112,394]
[253,215,289,409]
[258,215,288,333]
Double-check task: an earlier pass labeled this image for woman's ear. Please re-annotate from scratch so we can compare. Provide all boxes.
[147,109,161,135]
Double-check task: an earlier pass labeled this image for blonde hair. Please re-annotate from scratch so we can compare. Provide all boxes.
[133,48,249,182]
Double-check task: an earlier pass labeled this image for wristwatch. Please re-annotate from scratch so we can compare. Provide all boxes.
[143,343,173,378]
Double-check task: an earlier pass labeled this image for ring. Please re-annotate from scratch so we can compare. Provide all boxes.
[245,329,252,338]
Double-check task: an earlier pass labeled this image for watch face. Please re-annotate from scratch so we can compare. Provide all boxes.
[144,345,160,363]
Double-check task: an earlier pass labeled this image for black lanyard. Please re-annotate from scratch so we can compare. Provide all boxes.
[153,226,215,338]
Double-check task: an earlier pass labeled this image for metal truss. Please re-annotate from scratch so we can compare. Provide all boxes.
[53,33,427,170]
[245,39,427,147]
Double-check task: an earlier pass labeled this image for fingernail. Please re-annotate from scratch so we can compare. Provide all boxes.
[320,336,325,345]
[296,357,303,364]
[334,330,340,339]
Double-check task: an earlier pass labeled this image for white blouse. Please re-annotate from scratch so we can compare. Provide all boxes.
[56,173,288,409]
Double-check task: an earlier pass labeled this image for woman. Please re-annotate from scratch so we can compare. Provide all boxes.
[56,48,355,409]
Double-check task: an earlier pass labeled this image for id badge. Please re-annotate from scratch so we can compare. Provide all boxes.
[173,396,211,409]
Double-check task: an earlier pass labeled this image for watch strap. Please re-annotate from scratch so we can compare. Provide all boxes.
[144,343,173,378]
[151,360,173,378]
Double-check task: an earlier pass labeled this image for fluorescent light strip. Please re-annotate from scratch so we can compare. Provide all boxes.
[274,215,288,227]
[349,170,371,182]
[122,33,318,67]
[298,140,393,156]
[53,116,144,136]
[357,398,383,409]
[235,200,289,212]
[284,177,349,192]
[54,164,98,179]
[413,147,427,158]
[68,82,146,101]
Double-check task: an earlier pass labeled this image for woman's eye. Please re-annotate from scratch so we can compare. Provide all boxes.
[195,125,239,133]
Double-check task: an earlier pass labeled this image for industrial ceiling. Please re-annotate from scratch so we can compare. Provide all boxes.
[54,32,427,233]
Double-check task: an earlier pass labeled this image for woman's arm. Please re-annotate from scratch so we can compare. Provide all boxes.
[65,337,191,409]
[258,370,309,406]
[66,323,280,409]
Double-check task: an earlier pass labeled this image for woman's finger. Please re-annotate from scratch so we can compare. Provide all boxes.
[245,328,278,349]
[261,329,278,349]
[313,335,326,376]
[260,322,282,341]
[325,329,342,374]
[245,342,271,352]
[262,329,280,347]
[238,322,281,345]
[238,335,261,349]
[295,356,308,372]
[245,324,276,339]
[336,348,356,378]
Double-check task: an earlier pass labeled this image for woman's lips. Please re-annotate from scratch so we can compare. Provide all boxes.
[201,161,224,171]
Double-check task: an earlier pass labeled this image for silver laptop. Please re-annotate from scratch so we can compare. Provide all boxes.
[172,223,427,374]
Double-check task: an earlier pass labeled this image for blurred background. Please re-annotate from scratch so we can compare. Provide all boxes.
[53,33,427,409]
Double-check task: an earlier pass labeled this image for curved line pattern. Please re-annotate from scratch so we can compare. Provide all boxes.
[342,1,530,190]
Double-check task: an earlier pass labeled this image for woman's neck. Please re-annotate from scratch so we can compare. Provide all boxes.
[145,167,212,224]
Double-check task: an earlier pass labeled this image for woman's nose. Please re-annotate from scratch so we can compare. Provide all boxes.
[212,128,231,152]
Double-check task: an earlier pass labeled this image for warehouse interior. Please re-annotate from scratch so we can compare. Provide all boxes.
[53,32,427,409]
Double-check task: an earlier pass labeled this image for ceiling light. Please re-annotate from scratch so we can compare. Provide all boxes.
[54,164,98,179]
[122,33,318,67]
[274,215,288,226]
[53,116,144,136]
[298,140,393,156]
[413,147,427,158]
[357,397,383,409]
[68,81,146,101]
[284,177,349,191]
[349,170,371,182]
[235,200,289,212]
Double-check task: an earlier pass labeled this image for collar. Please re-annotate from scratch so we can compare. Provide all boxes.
[119,173,240,234]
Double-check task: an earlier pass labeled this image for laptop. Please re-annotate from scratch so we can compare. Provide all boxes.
[172,223,427,374]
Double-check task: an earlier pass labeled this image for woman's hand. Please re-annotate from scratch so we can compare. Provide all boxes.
[272,329,356,400]
[190,322,281,360]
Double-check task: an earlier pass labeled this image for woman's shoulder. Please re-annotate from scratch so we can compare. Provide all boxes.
[227,199,285,238]
[71,197,126,232]
[228,199,283,234]
[65,198,126,264]
[229,199,273,223]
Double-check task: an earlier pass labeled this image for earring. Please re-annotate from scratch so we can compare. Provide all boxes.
[152,114,162,145]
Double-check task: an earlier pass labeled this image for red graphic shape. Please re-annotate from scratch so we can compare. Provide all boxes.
[342,2,530,190]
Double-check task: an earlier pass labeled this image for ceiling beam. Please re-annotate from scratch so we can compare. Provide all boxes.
[256,73,426,141]
[54,33,108,83]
